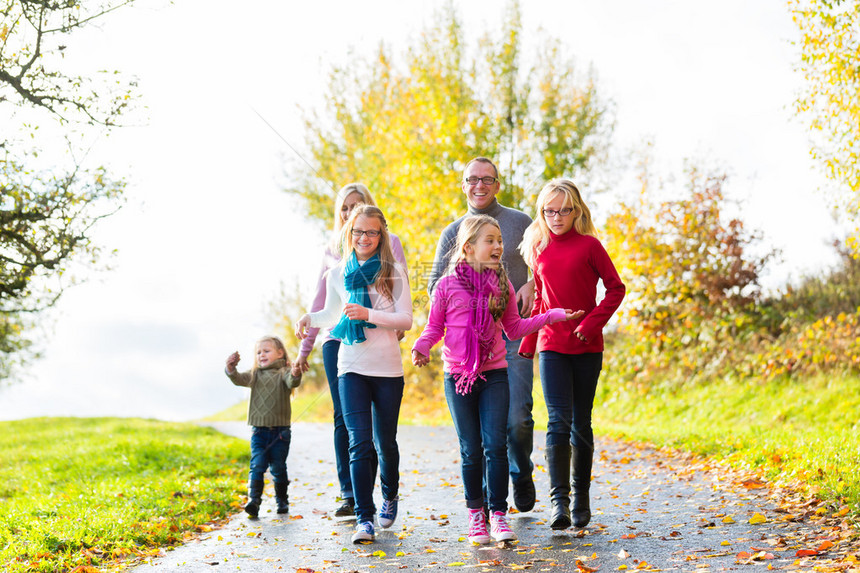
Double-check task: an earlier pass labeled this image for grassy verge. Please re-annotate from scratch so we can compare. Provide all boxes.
[593,372,860,514]
[0,417,247,572]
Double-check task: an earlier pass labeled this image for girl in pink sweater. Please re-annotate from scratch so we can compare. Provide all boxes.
[518,179,625,531]
[412,215,579,545]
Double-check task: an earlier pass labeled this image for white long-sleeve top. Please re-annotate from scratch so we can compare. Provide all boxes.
[309,260,413,378]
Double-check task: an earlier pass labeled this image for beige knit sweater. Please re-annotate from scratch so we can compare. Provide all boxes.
[227,358,301,427]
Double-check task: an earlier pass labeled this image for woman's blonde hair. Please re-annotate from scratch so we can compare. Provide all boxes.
[341,204,397,301]
[448,215,510,321]
[251,335,290,381]
[331,183,377,251]
[519,179,596,268]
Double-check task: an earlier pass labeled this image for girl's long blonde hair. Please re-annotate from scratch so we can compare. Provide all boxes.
[341,204,397,301]
[331,183,377,251]
[448,215,510,321]
[251,335,290,382]
[519,179,596,268]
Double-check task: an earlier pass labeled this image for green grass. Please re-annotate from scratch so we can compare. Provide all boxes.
[593,372,860,512]
[0,417,248,572]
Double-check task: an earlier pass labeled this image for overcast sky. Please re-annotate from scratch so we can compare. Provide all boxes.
[0,0,842,421]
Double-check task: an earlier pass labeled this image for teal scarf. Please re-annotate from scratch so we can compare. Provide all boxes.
[330,251,381,345]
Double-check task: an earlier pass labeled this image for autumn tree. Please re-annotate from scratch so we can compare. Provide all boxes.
[791,0,860,252]
[281,1,612,397]
[1,0,137,381]
[603,162,776,383]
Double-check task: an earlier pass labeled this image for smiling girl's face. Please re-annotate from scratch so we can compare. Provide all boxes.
[351,214,382,261]
[464,222,503,270]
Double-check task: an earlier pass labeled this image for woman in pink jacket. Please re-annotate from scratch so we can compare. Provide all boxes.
[294,183,407,518]
[412,215,579,545]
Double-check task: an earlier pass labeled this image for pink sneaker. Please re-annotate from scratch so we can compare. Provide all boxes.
[467,508,490,544]
[490,510,517,542]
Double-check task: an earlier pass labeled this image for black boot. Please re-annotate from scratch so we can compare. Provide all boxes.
[245,479,264,518]
[513,475,536,513]
[274,480,290,514]
[571,445,593,528]
[545,443,572,530]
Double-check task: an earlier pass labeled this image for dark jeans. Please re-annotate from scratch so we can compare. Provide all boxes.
[323,340,378,500]
[505,337,535,482]
[445,368,510,512]
[539,351,603,451]
[338,371,404,523]
[249,426,291,483]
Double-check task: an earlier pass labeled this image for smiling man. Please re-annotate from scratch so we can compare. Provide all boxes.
[427,156,538,513]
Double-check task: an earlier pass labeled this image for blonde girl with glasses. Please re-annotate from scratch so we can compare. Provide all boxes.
[412,215,579,544]
[518,179,626,531]
[293,184,407,519]
[296,204,412,545]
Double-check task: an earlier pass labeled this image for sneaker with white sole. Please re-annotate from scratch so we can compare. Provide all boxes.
[352,520,375,543]
[467,507,490,544]
[490,510,517,542]
[378,497,398,529]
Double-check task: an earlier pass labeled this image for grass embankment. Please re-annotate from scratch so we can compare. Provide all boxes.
[0,417,247,572]
[593,372,860,513]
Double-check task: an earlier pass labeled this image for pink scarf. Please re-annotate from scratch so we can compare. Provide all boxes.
[450,261,500,395]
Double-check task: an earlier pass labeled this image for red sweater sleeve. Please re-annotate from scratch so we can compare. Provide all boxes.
[576,240,626,342]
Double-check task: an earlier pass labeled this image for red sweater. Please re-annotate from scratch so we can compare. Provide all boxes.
[519,229,625,356]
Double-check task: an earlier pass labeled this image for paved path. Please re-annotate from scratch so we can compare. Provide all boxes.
[130,422,821,572]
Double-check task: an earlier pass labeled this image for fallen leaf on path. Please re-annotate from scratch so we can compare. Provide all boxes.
[748,513,767,524]
[576,560,599,572]
[795,549,818,557]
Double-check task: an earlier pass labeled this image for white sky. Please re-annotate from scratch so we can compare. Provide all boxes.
[0,0,843,421]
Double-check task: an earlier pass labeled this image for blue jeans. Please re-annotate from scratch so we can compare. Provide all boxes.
[445,368,510,512]
[338,372,404,522]
[323,340,377,500]
[249,426,291,483]
[539,351,603,450]
[505,337,535,483]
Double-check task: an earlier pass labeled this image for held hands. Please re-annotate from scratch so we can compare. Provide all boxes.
[225,351,240,373]
[343,303,370,321]
[412,349,430,367]
[294,355,310,373]
[295,314,311,340]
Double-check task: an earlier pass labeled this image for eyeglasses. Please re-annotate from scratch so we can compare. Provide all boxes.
[542,207,574,218]
[464,176,498,186]
[351,229,381,238]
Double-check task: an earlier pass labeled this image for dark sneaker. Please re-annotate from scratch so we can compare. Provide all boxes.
[334,498,355,517]
[513,476,536,512]
[378,497,398,528]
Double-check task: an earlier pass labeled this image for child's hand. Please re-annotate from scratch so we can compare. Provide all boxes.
[294,355,310,373]
[343,303,369,321]
[225,351,240,373]
[563,309,585,321]
[412,349,430,367]
[295,314,311,339]
[290,363,302,378]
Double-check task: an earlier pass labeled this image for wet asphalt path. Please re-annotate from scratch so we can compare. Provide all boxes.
[129,422,814,572]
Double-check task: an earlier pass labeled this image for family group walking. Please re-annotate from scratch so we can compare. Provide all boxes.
[224,157,626,546]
